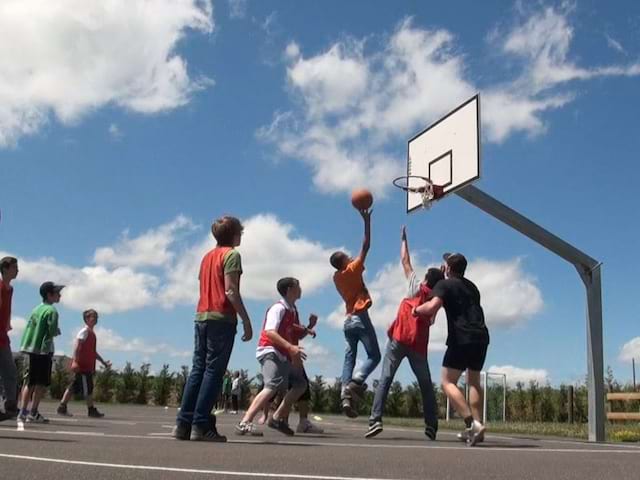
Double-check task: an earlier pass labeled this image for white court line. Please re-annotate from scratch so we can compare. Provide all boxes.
[0,453,402,480]
[2,426,638,454]
[148,433,171,436]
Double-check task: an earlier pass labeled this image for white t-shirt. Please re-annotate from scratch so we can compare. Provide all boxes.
[255,299,293,362]
[231,377,240,395]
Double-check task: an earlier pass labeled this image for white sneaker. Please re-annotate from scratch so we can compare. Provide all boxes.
[296,419,324,434]
[466,420,486,447]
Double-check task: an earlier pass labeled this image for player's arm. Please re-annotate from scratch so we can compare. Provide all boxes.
[400,226,414,279]
[265,329,307,361]
[47,311,60,337]
[356,208,372,263]
[96,352,111,368]
[225,271,252,342]
[414,296,443,318]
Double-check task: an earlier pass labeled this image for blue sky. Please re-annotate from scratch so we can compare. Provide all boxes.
[1,0,639,387]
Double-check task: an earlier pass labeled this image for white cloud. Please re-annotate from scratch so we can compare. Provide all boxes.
[0,0,214,147]
[261,8,640,196]
[228,0,247,19]
[94,215,196,268]
[8,316,27,344]
[108,123,123,141]
[161,214,338,306]
[94,326,190,358]
[488,365,550,387]
[619,337,640,363]
[325,256,542,353]
[605,34,625,55]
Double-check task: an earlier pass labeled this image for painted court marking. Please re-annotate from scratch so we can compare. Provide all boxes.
[0,453,402,480]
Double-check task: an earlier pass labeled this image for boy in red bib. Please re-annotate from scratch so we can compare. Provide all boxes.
[366,227,443,440]
[235,277,310,436]
[57,309,110,417]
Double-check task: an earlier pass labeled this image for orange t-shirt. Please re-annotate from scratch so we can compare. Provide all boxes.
[333,257,372,315]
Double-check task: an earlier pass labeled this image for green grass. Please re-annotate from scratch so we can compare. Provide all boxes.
[378,417,640,442]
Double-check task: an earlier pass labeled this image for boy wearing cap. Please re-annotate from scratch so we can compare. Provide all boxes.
[330,208,381,418]
[366,227,443,440]
[0,256,19,421]
[57,309,110,418]
[18,281,64,423]
[414,252,490,446]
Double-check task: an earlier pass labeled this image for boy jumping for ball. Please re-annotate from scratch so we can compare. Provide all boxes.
[330,208,381,418]
[57,309,111,418]
[366,227,443,440]
[235,277,309,436]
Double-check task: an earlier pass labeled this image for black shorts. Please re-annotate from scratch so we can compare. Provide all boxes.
[289,366,311,402]
[24,353,52,387]
[68,373,94,397]
[442,343,488,372]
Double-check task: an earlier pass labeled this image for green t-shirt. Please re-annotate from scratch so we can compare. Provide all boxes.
[20,303,59,355]
[195,249,242,322]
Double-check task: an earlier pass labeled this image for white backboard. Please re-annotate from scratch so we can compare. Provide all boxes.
[406,95,480,213]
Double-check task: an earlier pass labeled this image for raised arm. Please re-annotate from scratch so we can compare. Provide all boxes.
[400,226,414,279]
[357,209,372,263]
[225,272,252,342]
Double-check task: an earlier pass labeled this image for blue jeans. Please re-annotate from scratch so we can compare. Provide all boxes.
[177,321,236,427]
[341,310,381,397]
[370,339,438,431]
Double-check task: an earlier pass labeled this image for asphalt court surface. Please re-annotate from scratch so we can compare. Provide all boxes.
[1,402,639,480]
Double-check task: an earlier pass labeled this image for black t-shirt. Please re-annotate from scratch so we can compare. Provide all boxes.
[431,277,490,346]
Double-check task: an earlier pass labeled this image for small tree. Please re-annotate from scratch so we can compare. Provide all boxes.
[94,363,116,403]
[309,375,326,413]
[326,378,342,414]
[136,363,151,404]
[385,381,405,417]
[49,357,71,400]
[115,362,136,403]
[405,381,422,418]
[174,365,189,404]
[153,364,173,406]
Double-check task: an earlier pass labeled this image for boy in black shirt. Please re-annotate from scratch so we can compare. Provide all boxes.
[414,253,489,446]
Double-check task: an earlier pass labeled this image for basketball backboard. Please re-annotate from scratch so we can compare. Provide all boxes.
[406,95,480,213]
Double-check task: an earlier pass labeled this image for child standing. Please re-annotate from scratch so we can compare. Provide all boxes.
[57,309,111,418]
[230,371,240,414]
[18,281,64,423]
[330,208,380,417]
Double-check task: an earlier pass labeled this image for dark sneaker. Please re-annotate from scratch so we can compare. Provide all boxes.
[0,410,16,422]
[341,399,358,418]
[235,421,264,436]
[27,412,49,423]
[425,425,437,441]
[268,417,294,436]
[172,421,191,440]
[190,424,227,442]
[57,404,73,417]
[346,381,367,401]
[88,407,104,418]
[365,421,383,438]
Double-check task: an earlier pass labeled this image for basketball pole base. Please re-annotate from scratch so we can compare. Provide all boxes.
[455,184,605,442]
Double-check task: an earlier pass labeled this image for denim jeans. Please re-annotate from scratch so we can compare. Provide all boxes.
[0,345,18,407]
[370,339,438,431]
[341,310,381,397]
[177,320,236,427]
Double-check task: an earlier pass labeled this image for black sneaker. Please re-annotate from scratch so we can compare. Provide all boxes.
[365,421,383,438]
[172,421,191,440]
[88,407,104,418]
[341,399,358,418]
[190,424,227,442]
[57,404,73,417]
[268,417,294,436]
[425,425,437,441]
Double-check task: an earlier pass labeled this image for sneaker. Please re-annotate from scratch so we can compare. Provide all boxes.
[268,417,294,436]
[172,421,191,440]
[341,398,358,418]
[0,410,16,422]
[88,407,104,418]
[296,419,324,434]
[457,429,484,443]
[57,404,73,417]
[346,381,367,401]
[466,420,486,447]
[424,425,437,441]
[365,421,383,438]
[190,424,227,442]
[26,412,49,424]
[235,421,264,436]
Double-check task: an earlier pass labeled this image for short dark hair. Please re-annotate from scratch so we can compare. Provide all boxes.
[329,251,346,270]
[446,253,467,276]
[424,268,444,288]
[83,309,98,322]
[277,277,299,297]
[211,216,244,246]
[0,256,17,274]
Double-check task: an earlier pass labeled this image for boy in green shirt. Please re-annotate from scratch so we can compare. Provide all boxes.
[18,281,64,424]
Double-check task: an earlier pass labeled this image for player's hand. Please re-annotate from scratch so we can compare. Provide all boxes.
[103,360,112,369]
[306,328,317,339]
[55,327,61,336]
[359,208,372,221]
[401,225,407,241]
[308,314,318,330]
[289,345,307,361]
[241,321,253,342]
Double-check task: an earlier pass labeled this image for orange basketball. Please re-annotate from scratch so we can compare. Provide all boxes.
[351,188,373,210]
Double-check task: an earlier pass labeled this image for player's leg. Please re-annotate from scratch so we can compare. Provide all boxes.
[407,349,438,440]
[57,373,77,416]
[271,363,306,435]
[367,340,404,438]
[295,367,323,433]
[0,346,18,419]
[85,374,103,417]
[340,322,359,416]
[351,310,381,388]
[175,322,208,436]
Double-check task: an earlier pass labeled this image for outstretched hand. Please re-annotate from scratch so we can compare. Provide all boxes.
[401,225,407,241]
[241,322,253,342]
[359,208,372,222]
[308,314,318,330]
